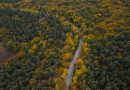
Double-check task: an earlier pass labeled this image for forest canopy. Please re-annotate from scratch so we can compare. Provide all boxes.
[0,0,130,90]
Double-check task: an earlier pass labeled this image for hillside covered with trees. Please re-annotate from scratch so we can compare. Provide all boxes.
[0,0,130,90]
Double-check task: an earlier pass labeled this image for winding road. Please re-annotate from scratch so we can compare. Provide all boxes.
[65,23,83,90]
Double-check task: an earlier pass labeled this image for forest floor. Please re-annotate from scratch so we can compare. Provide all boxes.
[0,43,13,63]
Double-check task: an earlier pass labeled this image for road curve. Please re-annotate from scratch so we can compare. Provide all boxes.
[65,27,83,90]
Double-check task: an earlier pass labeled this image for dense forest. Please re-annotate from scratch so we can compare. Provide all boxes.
[0,0,130,90]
